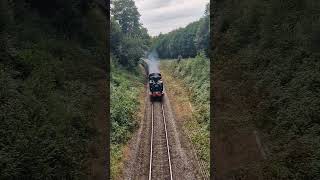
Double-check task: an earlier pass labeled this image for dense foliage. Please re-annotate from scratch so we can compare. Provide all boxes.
[212,0,320,179]
[165,53,210,170]
[110,0,149,178]
[0,0,106,178]
[151,3,209,59]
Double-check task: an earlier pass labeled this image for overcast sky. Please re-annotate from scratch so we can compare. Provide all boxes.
[134,0,209,36]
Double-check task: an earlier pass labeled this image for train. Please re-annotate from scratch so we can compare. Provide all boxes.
[149,72,164,101]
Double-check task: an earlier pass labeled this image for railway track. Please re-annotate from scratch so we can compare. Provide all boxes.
[125,83,202,179]
[148,102,173,180]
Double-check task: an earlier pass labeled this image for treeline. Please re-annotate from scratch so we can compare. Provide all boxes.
[110,0,149,178]
[151,3,209,59]
[1,0,106,178]
[212,0,320,179]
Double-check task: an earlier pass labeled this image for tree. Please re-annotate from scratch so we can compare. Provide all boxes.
[110,0,150,68]
[111,0,141,35]
[118,36,144,68]
[110,17,122,54]
[195,17,209,55]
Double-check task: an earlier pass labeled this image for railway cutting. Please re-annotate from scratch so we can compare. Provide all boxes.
[123,58,205,180]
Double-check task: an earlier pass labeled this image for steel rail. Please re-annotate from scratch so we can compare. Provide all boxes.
[148,103,173,180]
[148,103,154,180]
[161,104,173,180]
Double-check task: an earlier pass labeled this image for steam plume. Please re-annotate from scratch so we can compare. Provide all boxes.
[147,50,160,73]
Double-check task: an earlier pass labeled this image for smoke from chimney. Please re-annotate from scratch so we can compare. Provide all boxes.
[147,50,160,73]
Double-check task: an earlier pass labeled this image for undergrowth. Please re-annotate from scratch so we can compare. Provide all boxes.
[110,56,144,179]
[164,53,210,172]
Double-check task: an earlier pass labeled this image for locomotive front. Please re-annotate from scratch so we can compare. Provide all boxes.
[149,73,164,101]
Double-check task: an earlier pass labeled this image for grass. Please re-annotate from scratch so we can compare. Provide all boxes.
[160,53,210,174]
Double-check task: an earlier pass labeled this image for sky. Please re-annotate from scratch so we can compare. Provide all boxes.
[134,0,209,36]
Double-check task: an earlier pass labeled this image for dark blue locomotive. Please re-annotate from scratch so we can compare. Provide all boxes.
[149,73,164,101]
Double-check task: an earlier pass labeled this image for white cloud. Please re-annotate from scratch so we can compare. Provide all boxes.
[134,0,209,36]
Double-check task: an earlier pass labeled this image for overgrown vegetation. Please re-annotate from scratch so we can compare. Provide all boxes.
[110,56,143,179]
[212,0,320,179]
[151,3,209,59]
[165,53,210,171]
[0,0,106,178]
[171,54,210,128]
[110,0,150,177]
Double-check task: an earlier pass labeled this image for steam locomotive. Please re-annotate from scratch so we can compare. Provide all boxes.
[149,73,164,101]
